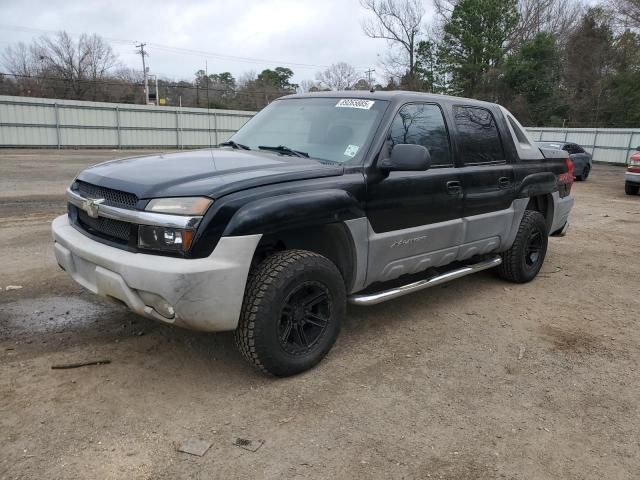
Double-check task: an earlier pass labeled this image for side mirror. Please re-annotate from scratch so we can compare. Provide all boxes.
[379,144,431,172]
[636,146,640,151]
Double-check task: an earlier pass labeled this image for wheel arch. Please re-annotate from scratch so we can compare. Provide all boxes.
[526,193,555,233]
[251,222,360,295]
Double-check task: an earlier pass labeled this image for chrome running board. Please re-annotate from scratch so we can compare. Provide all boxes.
[348,256,502,306]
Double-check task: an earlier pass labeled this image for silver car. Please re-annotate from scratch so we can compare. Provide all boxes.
[537,142,593,181]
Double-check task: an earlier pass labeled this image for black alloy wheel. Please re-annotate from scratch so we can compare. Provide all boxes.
[278,281,332,355]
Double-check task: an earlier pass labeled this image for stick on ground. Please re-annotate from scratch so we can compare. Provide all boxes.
[51,360,111,369]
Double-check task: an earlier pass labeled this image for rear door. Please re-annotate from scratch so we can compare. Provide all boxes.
[365,102,463,283]
[453,105,515,257]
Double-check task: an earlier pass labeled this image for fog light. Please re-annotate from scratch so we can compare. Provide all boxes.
[139,291,175,319]
[138,225,194,252]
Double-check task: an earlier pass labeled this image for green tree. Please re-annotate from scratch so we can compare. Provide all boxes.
[415,40,446,93]
[257,67,297,90]
[564,8,615,126]
[438,0,520,98]
[504,32,562,125]
[599,30,640,127]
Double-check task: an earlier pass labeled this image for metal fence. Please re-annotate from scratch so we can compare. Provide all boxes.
[0,95,256,149]
[526,127,640,165]
[1,95,639,164]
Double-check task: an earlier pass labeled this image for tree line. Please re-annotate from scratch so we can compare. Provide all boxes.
[362,0,640,127]
[1,0,640,127]
[0,31,376,111]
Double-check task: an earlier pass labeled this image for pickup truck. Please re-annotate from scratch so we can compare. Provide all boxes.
[52,91,574,376]
[625,147,640,195]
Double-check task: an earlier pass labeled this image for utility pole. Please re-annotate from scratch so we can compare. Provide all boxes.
[365,68,375,89]
[135,43,149,104]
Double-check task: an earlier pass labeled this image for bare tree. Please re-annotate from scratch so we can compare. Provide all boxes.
[511,0,584,47]
[2,42,48,96]
[33,32,118,98]
[433,0,457,21]
[611,0,640,28]
[1,42,38,76]
[298,79,322,93]
[360,0,425,84]
[84,34,119,84]
[315,62,361,90]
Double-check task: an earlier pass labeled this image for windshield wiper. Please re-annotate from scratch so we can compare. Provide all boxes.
[258,145,309,158]
[220,140,251,150]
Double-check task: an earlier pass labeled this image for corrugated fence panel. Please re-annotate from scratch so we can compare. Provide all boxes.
[527,128,640,165]
[566,131,595,147]
[2,96,639,161]
[0,95,255,149]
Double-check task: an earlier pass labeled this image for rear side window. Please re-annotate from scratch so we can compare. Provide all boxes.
[388,103,451,166]
[454,106,505,164]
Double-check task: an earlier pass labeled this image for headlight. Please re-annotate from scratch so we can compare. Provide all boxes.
[145,197,212,215]
[138,225,194,252]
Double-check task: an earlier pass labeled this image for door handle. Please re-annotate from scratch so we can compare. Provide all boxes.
[446,180,462,195]
[498,177,511,188]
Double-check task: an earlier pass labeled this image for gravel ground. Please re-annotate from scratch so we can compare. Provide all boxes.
[1,149,639,480]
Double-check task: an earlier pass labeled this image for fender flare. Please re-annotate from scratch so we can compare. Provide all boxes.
[515,172,557,198]
[222,189,365,237]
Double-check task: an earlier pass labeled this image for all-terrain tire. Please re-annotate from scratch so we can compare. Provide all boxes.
[235,249,346,377]
[625,181,639,195]
[498,210,548,283]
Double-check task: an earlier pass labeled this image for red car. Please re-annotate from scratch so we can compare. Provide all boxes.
[626,147,640,195]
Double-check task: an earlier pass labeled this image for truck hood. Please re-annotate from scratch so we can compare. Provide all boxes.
[77,149,344,199]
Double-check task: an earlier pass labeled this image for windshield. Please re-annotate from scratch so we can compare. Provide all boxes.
[230,97,388,164]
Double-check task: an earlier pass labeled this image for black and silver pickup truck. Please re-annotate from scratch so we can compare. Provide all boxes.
[52,91,574,376]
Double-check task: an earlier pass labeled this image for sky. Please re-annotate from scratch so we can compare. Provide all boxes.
[0,0,435,85]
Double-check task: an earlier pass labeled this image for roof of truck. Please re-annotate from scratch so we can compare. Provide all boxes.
[282,90,497,108]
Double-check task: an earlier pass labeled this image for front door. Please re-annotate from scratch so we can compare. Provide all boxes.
[365,103,463,284]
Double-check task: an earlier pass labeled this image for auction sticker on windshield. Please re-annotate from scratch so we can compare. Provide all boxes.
[335,99,375,110]
[344,145,360,157]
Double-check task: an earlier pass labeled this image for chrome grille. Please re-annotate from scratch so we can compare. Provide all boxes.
[75,181,138,210]
[77,209,131,242]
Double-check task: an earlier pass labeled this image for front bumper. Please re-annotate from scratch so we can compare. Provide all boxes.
[625,171,640,185]
[52,215,261,332]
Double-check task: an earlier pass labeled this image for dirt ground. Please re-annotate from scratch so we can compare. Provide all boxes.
[1,149,639,480]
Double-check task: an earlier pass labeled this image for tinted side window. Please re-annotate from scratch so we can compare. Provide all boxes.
[388,103,451,166]
[563,144,579,154]
[454,106,505,164]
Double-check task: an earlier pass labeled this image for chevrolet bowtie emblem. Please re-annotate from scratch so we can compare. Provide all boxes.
[83,198,105,218]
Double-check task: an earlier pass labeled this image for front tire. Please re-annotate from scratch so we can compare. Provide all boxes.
[498,210,548,283]
[235,250,346,376]
[625,182,639,195]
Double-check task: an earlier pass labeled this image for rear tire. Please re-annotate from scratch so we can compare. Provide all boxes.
[235,249,345,377]
[577,165,590,181]
[625,182,639,195]
[498,210,548,283]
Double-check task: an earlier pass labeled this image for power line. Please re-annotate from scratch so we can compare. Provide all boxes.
[0,23,372,71]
